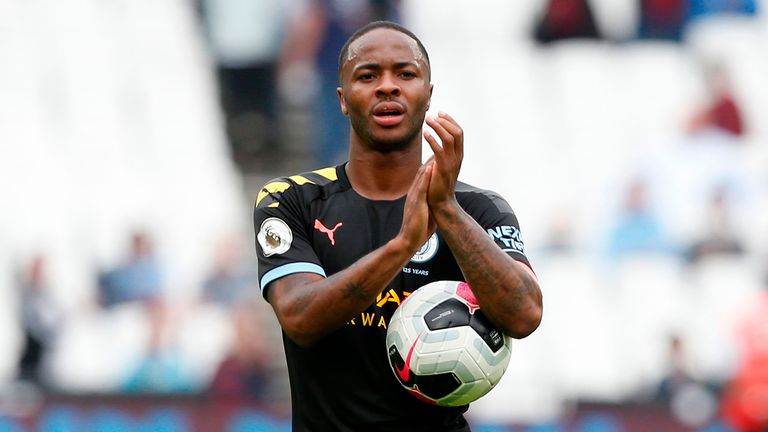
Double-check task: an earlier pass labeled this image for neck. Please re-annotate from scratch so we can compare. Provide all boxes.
[346,144,423,200]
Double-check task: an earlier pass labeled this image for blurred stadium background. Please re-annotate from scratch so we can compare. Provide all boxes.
[1,0,767,430]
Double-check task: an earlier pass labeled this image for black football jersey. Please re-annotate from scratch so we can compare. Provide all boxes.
[253,163,532,432]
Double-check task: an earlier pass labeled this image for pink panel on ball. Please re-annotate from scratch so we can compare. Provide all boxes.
[455,282,480,314]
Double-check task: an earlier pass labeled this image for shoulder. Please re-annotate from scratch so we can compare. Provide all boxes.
[254,166,344,210]
[455,181,515,215]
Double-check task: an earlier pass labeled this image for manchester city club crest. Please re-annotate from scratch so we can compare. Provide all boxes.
[410,233,439,263]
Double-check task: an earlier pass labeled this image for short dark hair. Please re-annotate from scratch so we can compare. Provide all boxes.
[337,21,431,83]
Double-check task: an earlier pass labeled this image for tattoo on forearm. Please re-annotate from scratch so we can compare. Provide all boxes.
[341,281,369,303]
[445,212,539,321]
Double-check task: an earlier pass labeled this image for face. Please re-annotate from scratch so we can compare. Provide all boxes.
[338,28,432,152]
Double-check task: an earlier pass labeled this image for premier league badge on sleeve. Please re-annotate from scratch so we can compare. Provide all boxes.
[258,217,293,257]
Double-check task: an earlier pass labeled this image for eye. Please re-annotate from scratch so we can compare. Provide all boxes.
[357,73,376,82]
[400,71,417,79]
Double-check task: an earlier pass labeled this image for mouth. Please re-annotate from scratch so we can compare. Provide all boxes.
[372,102,405,127]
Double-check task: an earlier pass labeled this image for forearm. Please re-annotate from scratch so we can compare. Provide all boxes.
[432,201,543,338]
[270,237,415,346]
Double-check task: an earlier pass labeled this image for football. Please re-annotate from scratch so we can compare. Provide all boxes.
[386,280,512,407]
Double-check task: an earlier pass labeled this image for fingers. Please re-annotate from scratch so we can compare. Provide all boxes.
[436,112,463,160]
[424,112,463,158]
[436,112,461,135]
[423,112,461,209]
[417,162,433,195]
[401,162,435,250]
[424,116,452,155]
[423,129,442,156]
[406,162,432,203]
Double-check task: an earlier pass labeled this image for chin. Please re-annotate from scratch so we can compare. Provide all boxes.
[371,125,422,151]
[369,131,417,152]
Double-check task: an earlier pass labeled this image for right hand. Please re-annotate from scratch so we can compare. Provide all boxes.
[399,162,436,253]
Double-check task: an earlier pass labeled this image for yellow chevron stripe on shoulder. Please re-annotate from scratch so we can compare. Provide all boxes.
[256,168,337,207]
[289,175,315,185]
[256,181,291,207]
[313,167,338,181]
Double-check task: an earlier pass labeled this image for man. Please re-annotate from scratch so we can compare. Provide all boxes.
[253,21,542,431]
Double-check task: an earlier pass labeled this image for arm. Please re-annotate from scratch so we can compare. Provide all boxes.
[423,113,543,338]
[266,164,436,347]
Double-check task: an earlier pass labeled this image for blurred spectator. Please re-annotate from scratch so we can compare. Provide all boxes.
[605,178,677,259]
[280,0,402,167]
[637,0,756,43]
[685,185,745,265]
[686,62,745,138]
[208,305,272,403]
[196,0,291,171]
[98,231,163,308]
[202,237,259,309]
[654,335,721,428]
[688,0,757,22]
[637,0,689,41]
[654,334,697,403]
[532,0,603,44]
[16,254,63,386]
[541,210,576,254]
[203,236,273,403]
[121,301,194,394]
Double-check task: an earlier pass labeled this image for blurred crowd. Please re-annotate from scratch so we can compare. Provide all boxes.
[1,0,767,430]
[12,232,278,403]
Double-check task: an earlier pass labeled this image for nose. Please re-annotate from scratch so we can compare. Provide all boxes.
[375,72,401,98]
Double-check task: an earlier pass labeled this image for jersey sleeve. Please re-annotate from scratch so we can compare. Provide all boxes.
[460,188,533,272]
[253,178,325,300]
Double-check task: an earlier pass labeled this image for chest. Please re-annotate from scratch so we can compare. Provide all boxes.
[309,196,405,270]
[311,195,464,281]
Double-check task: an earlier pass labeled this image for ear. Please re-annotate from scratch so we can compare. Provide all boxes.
[337,87,348,115]
[426,84,434,110]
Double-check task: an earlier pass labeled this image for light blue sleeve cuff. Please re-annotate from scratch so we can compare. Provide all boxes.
[260,262,326,296]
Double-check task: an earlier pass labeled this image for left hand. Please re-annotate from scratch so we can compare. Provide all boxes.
[398,162,437,253]
[423,112,464,210]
